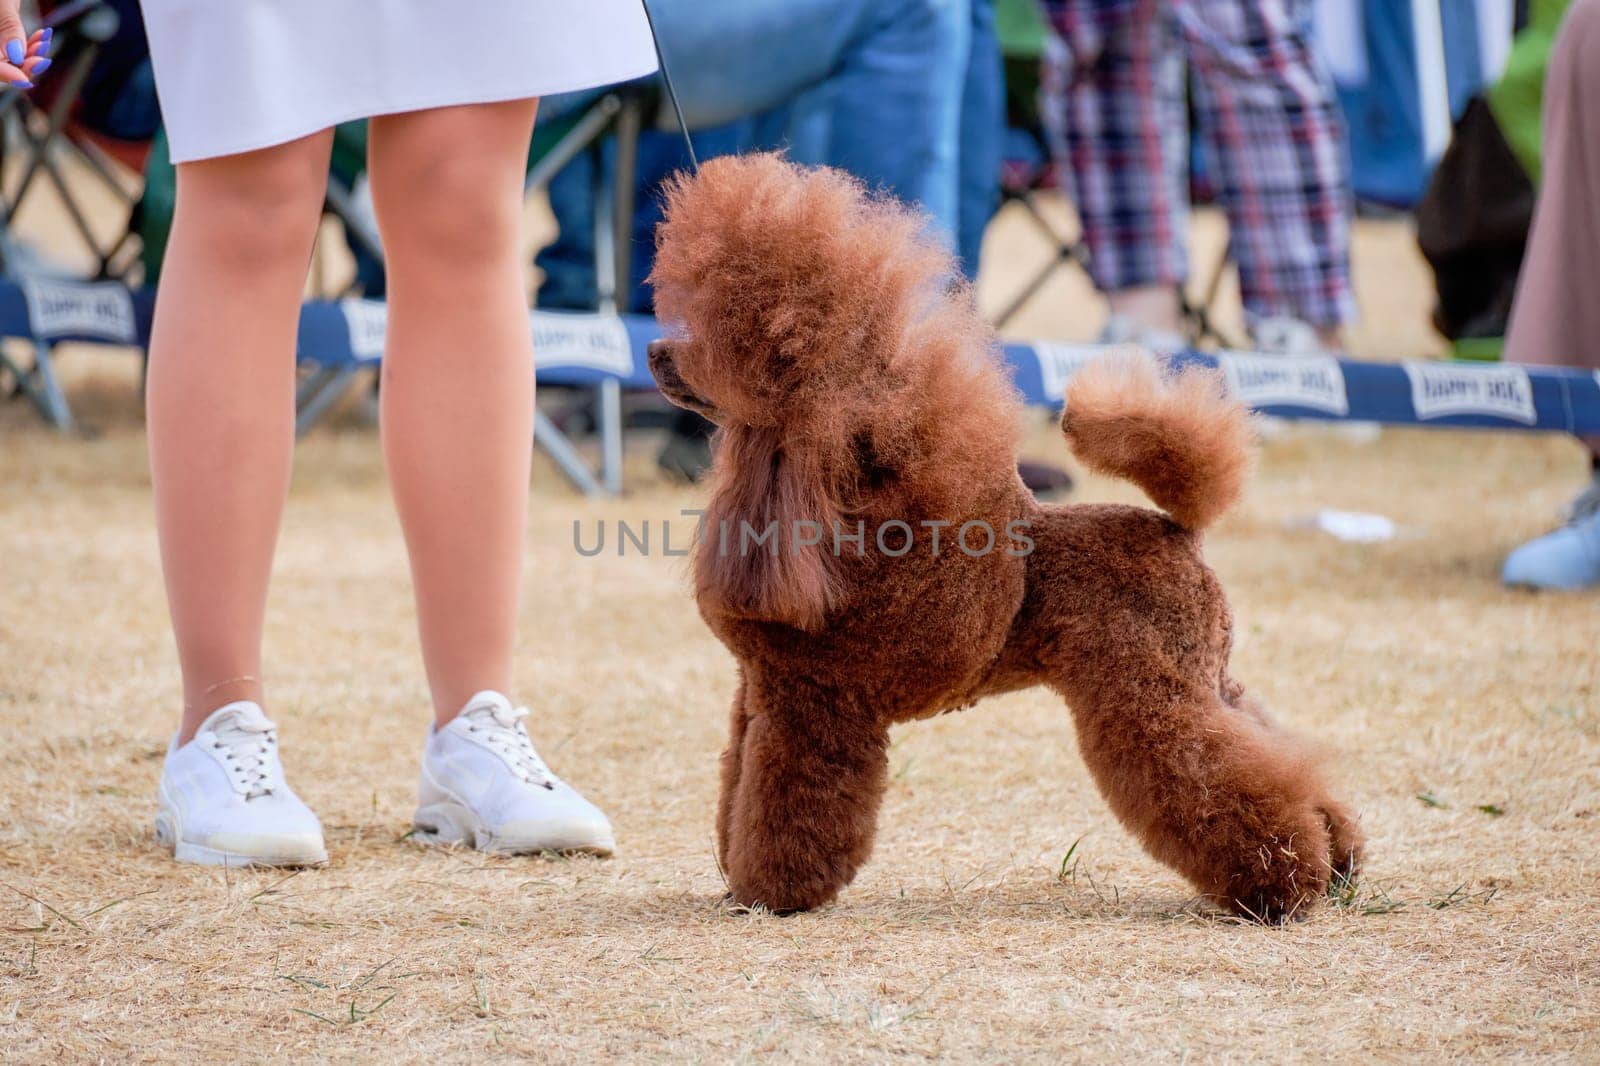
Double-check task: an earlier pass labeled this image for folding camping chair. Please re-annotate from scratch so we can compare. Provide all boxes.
[993,104,1090,329]
[991,0,1089,329]
[0,274,154,429]
[0,0,152,282]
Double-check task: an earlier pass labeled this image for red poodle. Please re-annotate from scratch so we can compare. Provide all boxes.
[646,154,1362,922]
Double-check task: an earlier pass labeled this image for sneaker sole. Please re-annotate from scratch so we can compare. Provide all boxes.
[156,783,328,868]
[412,798,615,858]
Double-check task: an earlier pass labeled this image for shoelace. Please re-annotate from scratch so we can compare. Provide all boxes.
[205,713,277,800]
[463,704,555,790]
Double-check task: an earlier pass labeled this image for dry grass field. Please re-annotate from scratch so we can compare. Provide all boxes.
[1,193,1597,1062]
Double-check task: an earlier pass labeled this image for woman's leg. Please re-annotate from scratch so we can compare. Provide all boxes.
[146,132,334,742]
[365,101,539,723]
[956,0,1003,279]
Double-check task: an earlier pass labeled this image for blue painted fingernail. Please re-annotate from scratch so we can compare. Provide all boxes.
[6,40,24,65]
[31,57,49,73]
[10,80,32,90]
[40,27,52,43]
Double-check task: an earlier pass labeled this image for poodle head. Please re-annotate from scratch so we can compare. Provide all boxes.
[646,154,1022,632]
[647,153,956,431]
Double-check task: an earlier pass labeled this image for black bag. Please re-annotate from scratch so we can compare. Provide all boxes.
[1414,96,1537,345]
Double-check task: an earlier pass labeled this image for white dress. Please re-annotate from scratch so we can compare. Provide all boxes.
[142,0,660,163]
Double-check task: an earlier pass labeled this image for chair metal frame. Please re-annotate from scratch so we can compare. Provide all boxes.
[0,0,145,282]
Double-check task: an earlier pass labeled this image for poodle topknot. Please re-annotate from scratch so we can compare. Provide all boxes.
[648,154,1362,922]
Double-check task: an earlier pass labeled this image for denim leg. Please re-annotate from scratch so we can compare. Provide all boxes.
[535,148,600,311]
[537,123,753,313]
[541,0,971,302]
[645,0,865,128]
[957,0,1004,278]
[629,122,756,310]
[650,0,968,244]
[817,0,969,243]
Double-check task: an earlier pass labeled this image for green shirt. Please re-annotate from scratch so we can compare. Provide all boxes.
[1488,0,1575,184]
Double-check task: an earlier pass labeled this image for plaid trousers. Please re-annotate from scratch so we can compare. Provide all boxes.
[1040,0,1356,327]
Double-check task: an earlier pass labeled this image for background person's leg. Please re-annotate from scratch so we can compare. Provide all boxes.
[535,121,755,315]
[145,132,334,742]
[1500,0,1600,589]
[1042,0,1190,334]
[1505,0,1600,460]
[367,100,540,723]
[956,0,1004,279]
[647,0,966,242]
[644,0,859,130]
[813,0,969,241]
[1182,0,1355,341]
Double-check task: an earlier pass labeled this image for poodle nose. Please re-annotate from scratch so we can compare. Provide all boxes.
[647,339,685,391]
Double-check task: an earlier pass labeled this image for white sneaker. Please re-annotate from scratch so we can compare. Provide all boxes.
[1098,313,1188,355]
[1253,315,1330,357]
[155,701,328,867]
[1248,316,1382,442]
[413,691,615,856]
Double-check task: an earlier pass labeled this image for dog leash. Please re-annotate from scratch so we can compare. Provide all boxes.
[640,0,700,174]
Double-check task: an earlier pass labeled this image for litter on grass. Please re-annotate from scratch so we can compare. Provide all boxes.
[1289,509,1398,543]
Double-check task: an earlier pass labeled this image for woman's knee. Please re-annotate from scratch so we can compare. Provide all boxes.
[370,143,525,268]
[174,138,330,269]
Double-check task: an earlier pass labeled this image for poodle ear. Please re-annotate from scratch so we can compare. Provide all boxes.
[695,428,843,632]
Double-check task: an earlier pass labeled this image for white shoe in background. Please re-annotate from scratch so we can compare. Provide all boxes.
[1253,315,1330,357]
[1252,315,1380,443]
[413,691,615,856]
[156,701,328,867]
[1098,312,1188,356]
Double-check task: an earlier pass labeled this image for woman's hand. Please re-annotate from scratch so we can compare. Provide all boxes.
[0,1,51,89]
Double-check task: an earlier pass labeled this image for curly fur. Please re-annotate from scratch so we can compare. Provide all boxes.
[1063,353,1255,531]
[648,154,1363,922]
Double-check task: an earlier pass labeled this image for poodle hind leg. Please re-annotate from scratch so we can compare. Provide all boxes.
[722,682,889,913]
[1068,675,1361,922]
[1225,687,1364,888]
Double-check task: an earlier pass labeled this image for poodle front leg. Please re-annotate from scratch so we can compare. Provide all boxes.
[715,675,750,872]
[721,687,889,913]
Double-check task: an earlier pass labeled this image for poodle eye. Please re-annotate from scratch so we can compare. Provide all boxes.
[851,431,895,488]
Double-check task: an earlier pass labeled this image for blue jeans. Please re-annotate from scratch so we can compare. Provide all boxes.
[639,0,968,233]
[538,0,1000,309]
[957,0,1002,277]
[536,124,756,313]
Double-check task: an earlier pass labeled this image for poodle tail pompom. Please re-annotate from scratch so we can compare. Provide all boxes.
[1061,351,1256,531]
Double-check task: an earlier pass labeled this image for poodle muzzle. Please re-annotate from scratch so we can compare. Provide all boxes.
[647,339,721,422]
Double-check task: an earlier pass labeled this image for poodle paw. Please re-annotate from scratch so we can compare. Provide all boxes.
[1222,799,1362,923]
[725,864,845,915]
[728,883,826,915]
[1321,800,1366,894]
